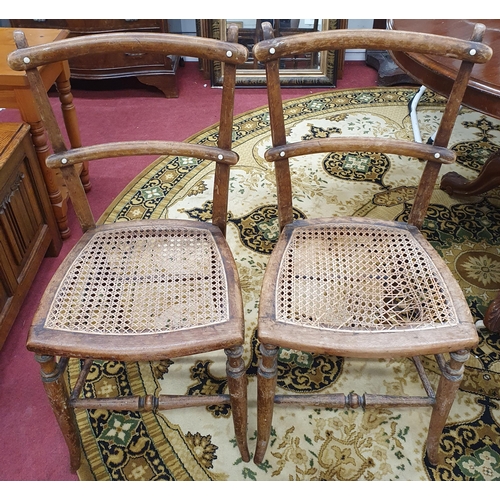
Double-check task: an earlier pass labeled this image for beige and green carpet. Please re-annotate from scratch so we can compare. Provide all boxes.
[73,87,500,481]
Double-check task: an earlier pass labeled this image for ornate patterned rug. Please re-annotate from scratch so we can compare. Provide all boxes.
[74,87,500,481]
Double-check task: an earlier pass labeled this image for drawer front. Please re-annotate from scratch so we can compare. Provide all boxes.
[10,19,166,33]
[69,52,173,76]
[0,156,46,284]
[10,19,171,78]
[68,19,165,33]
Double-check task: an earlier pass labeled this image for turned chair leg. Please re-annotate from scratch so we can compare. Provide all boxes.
[426,350,469,465]
[254,343,279,465]
[35,354,82,472]
[225,346,250,462]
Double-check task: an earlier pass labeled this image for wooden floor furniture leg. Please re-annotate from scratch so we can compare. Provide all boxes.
[137,74,179,98]
[136,55,180,98]
[35,354,82,472]
[55,64,91,192]
[441,151,500,334]
[440,150,500,196]
[485,293,500,332]
[254,343,279,465]
[15,88,70,239]
[225,346,250,462]
[26,119,69,238]
[426,350,469,465]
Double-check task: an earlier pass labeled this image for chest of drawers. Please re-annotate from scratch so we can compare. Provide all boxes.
[9,20,180,97]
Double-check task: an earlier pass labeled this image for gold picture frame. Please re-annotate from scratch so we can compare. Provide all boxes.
[199,19,346,87]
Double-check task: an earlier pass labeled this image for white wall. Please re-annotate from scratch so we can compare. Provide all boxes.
[168,19,197,35]
[346,19,375,61]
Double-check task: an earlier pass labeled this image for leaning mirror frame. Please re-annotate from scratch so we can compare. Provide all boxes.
[206,19,345,87]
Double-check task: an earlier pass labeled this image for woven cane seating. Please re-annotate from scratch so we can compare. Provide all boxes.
[8,26,250,472]
[252,22,492,465]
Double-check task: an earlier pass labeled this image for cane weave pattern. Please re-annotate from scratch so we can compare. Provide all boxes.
[45,226,229,334]
[276,222,459,332]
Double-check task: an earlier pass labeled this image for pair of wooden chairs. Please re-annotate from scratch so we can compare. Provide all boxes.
[8,22,491,472]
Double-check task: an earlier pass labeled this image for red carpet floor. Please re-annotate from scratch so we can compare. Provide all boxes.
[0,60,377,481]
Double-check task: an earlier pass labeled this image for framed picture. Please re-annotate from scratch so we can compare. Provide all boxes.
[198,19,347,87]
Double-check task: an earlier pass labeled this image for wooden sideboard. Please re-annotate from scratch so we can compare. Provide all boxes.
[0,123,61,349]
[9,20,180,97]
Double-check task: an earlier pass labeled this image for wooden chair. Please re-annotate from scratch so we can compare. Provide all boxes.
[252,22,492,465]
[8,26,250,471]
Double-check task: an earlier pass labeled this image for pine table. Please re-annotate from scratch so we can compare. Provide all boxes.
[0,27,90,239]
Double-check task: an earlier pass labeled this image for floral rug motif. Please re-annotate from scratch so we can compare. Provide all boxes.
[73,87,500,481]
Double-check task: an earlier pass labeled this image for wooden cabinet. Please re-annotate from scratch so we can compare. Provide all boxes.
[0,123,61,349]
[9,20,180,97]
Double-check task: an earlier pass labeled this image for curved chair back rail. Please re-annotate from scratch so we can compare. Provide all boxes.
[46,142,239,169]
[265,138,456,164]
[253,27,492,64]
[8,30,248,70]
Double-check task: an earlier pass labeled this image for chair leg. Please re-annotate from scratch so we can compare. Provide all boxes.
[35,354,82,472]
[225,346,250,462]
[426,349,469,465]
[254,343,279,465]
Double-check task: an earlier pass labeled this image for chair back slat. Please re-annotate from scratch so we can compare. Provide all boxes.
[261,23,295,232]
[255,22,491,230]
[9,28,248,235]
[212,24,239,235]
[408,23,486,227]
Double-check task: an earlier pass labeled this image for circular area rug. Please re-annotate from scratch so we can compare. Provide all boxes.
[74,87,500,480]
